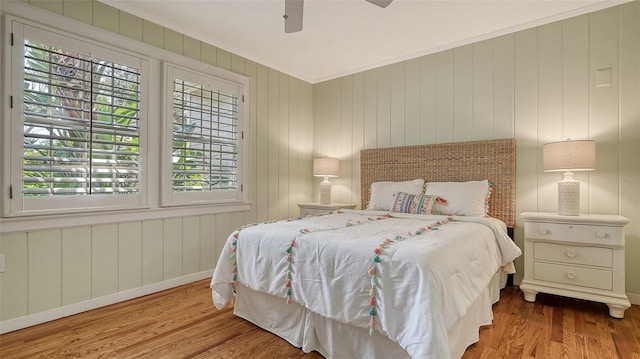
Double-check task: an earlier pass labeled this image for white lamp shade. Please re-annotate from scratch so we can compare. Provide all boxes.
[543,140,596,172]
[313,157,339,177]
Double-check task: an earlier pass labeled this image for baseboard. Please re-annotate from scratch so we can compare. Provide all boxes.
[0,270,213,334]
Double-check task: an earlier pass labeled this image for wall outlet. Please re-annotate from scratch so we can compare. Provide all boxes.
[0,254,4,273]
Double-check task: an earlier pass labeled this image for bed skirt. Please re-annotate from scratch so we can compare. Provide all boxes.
[231,271,507,359]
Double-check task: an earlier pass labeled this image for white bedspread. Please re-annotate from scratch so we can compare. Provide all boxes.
[211,210,521,359]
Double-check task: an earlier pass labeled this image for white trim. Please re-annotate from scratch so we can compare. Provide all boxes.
[161,62,249,207]
[0,201,250,233]
[0,270,213,334]
[0,0,252,226]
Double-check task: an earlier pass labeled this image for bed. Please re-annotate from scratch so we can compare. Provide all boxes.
[211,138,521,359]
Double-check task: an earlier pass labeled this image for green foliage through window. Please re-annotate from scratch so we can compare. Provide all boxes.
[172,79,238,192]
[23,39,141,196]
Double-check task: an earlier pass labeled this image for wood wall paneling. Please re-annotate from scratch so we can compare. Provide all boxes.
[619,1,640,295]
[142,219,164,285]
[471,41,493,140]
[420,56,438,144]
[117,10,143,42]
[268,69,280,219]
[590,8,621,216]
[3,0,637,328]
[492,34,515,140]
[454,45,474,142]
[0,233,28,320]
[91,224,118,298]
[92,1,118,33]
[141,20,163,49]
[199,214,217,271]
[183,35,201,61]
[162,218,183,280]
[278,74,290,218]
[513,28,539,277]
[181,216,201,275]
[255,64,270,223]
[339,75,354,203]
[28,230,62,313]
[312,4,639,295]
[351,73,366,206]
[61,227,92,305]
[288,76,300,214]
[163,28,184,55]
[245,59,259,224]
[404,58,421,146]
[390,62,406,147]
[28,0,62,14]
[62,0,91,24]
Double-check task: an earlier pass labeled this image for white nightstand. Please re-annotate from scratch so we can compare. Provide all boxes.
[519,212,631,318]
[298,203,357,217]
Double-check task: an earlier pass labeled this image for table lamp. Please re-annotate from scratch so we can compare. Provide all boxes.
[543,139,596,216]
[313,157,339,204]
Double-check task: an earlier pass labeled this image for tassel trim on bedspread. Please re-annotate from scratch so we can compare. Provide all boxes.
[229,212,455,338]
[230,217,299,291]
[367,217,454,336]
[284,213,390,304]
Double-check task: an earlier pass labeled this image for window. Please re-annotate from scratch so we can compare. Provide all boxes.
[2,14,250,222]
[6,20,148,216]
[162,64,248,206]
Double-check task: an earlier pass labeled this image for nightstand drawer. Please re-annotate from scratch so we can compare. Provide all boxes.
[533,262,612,291]
[524,222,623,246]
[533,242,612,268]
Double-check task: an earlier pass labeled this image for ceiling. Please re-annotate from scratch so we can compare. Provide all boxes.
[101,0,627,84]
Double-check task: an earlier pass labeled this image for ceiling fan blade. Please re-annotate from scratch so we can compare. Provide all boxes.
[284,0,304,33]
[366,0,393,8]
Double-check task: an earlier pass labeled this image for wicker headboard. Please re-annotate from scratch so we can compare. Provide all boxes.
[360,138,516,228]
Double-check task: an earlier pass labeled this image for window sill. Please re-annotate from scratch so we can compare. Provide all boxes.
[0,202,251,234]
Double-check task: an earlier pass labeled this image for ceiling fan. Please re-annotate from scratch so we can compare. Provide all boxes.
[284,0,393,33]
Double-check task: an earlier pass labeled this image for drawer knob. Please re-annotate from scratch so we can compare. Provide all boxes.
[566,272,576,280]
[596,232,607,238]
[566,250,576,258]
[539,228,549,235]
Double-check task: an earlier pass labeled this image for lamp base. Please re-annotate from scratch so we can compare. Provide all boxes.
[319,178,332,204]
[558,172,579,216]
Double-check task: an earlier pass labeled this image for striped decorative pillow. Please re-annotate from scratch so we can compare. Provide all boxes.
[390,192,438,214]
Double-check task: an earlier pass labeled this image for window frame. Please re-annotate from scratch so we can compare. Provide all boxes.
[0,5,251,228]
[5,17,150,217]
[161,63,250,207]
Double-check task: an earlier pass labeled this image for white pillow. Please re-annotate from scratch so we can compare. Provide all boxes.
[367,179,425,211]
[424,180,491,217]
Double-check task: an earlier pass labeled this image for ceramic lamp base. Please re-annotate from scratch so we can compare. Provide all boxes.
[319,178,332,204]
[558,172,579,216]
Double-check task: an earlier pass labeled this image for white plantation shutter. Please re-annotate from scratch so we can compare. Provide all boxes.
[172,80,238,192]
[163,64,246,205]
[5,16,248,219]
[7,21,148,216]
[23,40,141,196]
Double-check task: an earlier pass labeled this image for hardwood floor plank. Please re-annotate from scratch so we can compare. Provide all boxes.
[1,281,638,359]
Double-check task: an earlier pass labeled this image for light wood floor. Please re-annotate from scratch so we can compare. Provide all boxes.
[1,280,638,359]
